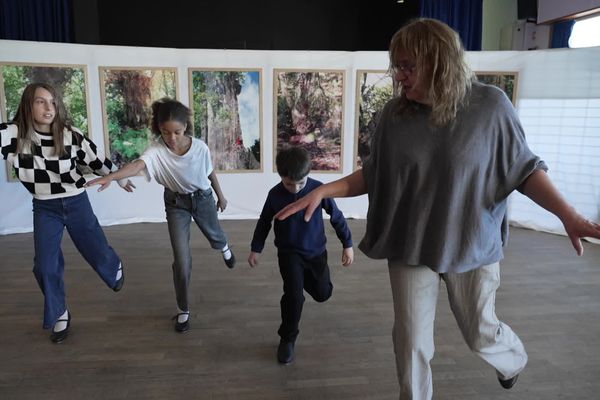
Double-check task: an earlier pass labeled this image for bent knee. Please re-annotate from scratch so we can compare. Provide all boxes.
[465,325,500,352]
[313,286,333,303]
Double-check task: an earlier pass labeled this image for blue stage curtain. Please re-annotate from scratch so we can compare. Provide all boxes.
[550,20,575,48]
[0,0,73,42]
[419,0,483,50]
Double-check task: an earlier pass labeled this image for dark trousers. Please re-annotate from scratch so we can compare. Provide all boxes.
[277,250,333,342]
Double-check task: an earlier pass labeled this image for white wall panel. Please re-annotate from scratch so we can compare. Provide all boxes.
[1,40,598,242]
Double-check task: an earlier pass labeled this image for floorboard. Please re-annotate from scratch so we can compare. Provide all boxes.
[0,220,599,399]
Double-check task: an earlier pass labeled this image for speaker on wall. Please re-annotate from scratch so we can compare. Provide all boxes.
[518,0,538,21]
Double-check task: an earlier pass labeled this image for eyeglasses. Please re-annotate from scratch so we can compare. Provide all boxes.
[392,63,416,76]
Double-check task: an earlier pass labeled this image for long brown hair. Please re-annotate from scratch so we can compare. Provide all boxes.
[13,82,72,155]
[389,18,474,127]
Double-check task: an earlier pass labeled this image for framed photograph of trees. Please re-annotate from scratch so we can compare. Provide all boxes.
[0,62,91,182]
[273,69,345,172]
[354,70,396,170]
[99,67,178,168]
[476,72,519,105]
[189,68,262,172]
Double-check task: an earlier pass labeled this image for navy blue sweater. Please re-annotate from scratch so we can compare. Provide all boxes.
[251,177,353,258]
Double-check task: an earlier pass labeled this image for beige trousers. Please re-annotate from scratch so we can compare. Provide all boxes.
[388,261,527,400]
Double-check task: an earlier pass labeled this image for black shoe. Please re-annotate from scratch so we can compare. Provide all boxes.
[498,373,519,389]
[277,340,295,364]
[112,263,124,292]
[173,312,190,333]
[223,248,236,269]
[50,312,71,344]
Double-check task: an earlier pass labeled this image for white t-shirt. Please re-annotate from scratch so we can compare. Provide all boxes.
[139,137,213,193]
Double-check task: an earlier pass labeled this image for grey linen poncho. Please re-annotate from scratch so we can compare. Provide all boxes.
[359,81,547,273]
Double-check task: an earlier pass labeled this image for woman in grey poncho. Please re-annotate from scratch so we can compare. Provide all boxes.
[275,18,600,400]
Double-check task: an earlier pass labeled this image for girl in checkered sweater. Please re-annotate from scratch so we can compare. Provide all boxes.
[0,83,134,343]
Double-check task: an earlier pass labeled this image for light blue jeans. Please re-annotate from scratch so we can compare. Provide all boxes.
[32,191,121,329]
[164,188,228,311]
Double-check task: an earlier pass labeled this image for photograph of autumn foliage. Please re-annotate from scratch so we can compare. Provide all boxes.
[100,67,178,168]
[354,70,395,170]
[274,70,344,172]
[190,69,261,172]
[1,63,90,182]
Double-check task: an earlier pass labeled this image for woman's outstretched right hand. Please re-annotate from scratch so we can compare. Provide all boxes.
[275,187,324,222]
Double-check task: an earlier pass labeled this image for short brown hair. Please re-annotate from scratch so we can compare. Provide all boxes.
[276,146,311,180]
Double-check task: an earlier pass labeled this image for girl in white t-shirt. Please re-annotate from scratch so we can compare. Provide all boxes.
[87,98,235,333]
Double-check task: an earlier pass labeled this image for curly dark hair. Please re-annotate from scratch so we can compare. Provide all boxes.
[150,98,193,136]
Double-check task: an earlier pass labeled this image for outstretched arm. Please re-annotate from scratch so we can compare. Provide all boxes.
[522,169,600,256]
[208,171,227,212]
[85,159,145,192]
[275,169,367,221]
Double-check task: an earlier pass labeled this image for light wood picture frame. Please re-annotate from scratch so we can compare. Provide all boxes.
[0,62,91,182]
[4,161,17,182]
[189,68,263,173]
[476,71,519,106]
[99,67,178,168]
[354,70,396,171]
[273,69,345,173]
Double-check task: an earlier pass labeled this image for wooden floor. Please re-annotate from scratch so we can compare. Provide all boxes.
[0,220,599,400]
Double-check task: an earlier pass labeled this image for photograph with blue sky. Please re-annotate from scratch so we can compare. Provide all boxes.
[190,69,261,171]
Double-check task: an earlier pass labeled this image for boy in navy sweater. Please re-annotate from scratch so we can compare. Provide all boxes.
[248,146,354,364]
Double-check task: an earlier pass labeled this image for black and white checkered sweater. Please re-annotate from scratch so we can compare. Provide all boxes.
[1,122,115,199]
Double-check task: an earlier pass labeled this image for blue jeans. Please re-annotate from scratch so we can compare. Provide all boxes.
[164,188,228,311]
[32,191,121,329]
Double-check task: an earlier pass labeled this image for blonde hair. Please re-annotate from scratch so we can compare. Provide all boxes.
[389,18,474,127]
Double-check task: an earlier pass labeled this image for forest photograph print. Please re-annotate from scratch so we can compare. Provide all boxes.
[1,63,90,182]
[274,70,344,172]
[0,63,90,134]
[354,70,395,170]
[100,67,177,168]
[190,69,261,172]
[476,72,519,105]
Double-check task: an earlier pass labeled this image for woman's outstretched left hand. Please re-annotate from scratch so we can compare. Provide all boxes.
[562,212,600,256]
